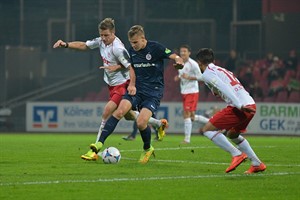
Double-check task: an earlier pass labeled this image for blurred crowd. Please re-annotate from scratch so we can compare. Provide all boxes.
[228,49,299,102]
[75,49,299,103]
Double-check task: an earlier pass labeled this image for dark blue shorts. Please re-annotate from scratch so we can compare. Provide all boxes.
[123,92,161,115]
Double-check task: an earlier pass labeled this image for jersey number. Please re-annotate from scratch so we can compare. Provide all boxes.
[217,68,241,87]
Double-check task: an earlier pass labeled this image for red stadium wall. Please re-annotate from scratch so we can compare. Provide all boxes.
[262,0,300,14]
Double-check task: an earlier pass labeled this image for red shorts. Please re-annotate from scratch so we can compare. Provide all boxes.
[209,104,256,133]
[182,93,199,112]
[108,80,130,105]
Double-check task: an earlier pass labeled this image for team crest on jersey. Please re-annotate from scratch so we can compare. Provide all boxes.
[146,53,152,60]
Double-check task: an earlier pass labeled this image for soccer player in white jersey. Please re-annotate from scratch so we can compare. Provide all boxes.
[53,18,167,161]
[174,45,209,143]
[195,48,266,174]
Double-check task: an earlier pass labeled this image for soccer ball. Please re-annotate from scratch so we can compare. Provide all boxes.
[101,147,121,164]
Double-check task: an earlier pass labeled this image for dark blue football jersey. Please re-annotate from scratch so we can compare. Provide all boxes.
[129,40,172,98]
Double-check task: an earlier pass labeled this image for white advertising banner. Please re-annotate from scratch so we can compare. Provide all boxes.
[26,102,300,135]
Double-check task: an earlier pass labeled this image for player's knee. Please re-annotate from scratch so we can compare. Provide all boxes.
[124,113,135,121]
[136,119,147,130]
[202,122,216,133]
[102,108,112,119]
[114,109,126,119]
[202,125,210,133]
[227,129,240,139]
[191,115,195,121]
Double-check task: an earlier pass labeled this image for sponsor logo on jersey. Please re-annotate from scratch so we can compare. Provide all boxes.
[102,56,111,65]
[133,63,156,68]
[33,106,58,128]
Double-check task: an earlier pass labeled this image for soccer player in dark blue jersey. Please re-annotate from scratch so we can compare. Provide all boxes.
[89,25,184,164]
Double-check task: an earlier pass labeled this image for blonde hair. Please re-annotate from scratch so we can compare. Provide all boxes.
[98,18,115,31]
[128,25,145,38]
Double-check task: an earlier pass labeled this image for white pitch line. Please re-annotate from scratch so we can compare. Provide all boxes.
[1,172,299,187]
[119,145,275,152]
[121,157,300,167]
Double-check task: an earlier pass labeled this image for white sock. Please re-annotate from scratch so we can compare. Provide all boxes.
[184,118,192,143]
[148,117,161,128]
[194,115,209,123]
[95,120,106,142]
[231,135,262,166]
[204,131,241,156]
[133,111,139,119]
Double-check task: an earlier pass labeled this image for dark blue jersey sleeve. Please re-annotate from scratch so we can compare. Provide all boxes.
[156,42,173,59]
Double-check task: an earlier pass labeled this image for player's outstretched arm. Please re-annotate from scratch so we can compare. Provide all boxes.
[53,40,88,50]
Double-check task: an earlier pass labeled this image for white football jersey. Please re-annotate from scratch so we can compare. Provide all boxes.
[86,37,130,86]
[178,58,203,94]
[202,63,255,108]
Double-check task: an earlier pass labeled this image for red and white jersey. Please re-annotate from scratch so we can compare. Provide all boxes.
[178,58,203,94]
[202,63,255,108]
[86,37,130,86]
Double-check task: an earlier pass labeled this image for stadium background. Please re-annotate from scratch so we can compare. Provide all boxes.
[0,0,299,133]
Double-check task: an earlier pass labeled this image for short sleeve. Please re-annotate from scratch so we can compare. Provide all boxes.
[156,42,173,59]
[113,47,131,68]
[85,37,101,49]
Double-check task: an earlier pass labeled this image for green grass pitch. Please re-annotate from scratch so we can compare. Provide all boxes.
[0,133,299,200]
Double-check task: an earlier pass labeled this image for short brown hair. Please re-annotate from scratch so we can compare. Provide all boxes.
[196,48,214,65]
[180,44,191,52]
[128,25,145,38]
[98,18,115,31]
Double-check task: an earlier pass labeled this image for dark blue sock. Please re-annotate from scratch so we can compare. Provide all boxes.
[99,116,119,143]
[140,125,151,150]
[130,121,138,138]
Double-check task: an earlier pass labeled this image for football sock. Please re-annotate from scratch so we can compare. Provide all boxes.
[99,116,119,144]
[130,120,138,138]
[148,117,161,128]
[95,119,106,142]
[231,135,262,166]
[133,111,139,119]
[184,118,192,143]
[194,115,209,124]
[204,131,241,156]
[140,125,151,150]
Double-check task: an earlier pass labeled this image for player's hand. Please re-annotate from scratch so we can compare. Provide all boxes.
[173,56,184,69]
[99,65,121,72]
[173,63,184,70]
[241,105,256,113]
[174,75,180,82]
[127,85,136,95]
[53,40,68,48]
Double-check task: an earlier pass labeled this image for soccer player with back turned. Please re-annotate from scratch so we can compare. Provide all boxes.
[195,48,266,174]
